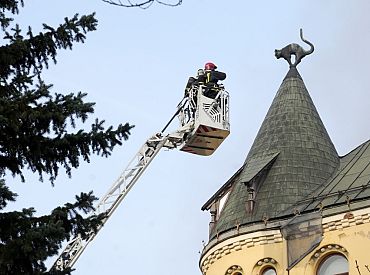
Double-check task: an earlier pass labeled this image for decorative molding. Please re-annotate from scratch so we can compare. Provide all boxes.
[322,211,370,232]
[256,257,277,266]
[200,232,282,274]
[225,265,243,275]
[310,244,347,263]
[252,257,278,275]
[200,208,370,274]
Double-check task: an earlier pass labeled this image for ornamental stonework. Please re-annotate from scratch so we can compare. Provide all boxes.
[200,209,370,274]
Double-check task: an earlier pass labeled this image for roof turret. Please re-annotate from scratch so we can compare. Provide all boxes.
[210,66,340,238]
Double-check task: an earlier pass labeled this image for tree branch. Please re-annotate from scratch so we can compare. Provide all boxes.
[102,0,182,9]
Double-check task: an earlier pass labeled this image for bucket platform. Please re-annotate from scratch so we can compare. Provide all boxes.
[178,85,230,156]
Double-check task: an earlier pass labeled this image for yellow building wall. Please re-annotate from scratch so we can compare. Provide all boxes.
[200,208,370,275]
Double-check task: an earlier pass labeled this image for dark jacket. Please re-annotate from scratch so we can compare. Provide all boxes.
[185,76,197,89]
[205,70,227,85]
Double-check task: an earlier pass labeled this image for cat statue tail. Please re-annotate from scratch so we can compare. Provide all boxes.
[300,28,314,55]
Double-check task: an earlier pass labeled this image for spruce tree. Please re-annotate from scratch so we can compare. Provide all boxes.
[0,1,133,274]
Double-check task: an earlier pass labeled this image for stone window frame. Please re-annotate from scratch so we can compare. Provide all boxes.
[225,265,244,275]
[252,257,279,275]
[308,244,348,275]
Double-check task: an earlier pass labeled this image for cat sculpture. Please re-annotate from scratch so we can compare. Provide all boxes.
[275,29,314,67]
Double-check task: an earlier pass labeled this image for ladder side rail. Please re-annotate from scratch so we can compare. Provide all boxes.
[95,134,166,215]
[179,85,199,126]
[100,135,168,219]
[58,135,168,270]
[52,236,83,271]
[221,90,230,128]
[57,236,84,271]
[189,85,198,114]
[178,101,186,126]
[196,84,203,114]
[51,134,169,271]
[178,97,189,126]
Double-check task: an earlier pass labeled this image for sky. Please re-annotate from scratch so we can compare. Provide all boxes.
[4,0,370,274]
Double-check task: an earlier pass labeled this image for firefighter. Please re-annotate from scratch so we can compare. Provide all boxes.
[183,68,205,122]
[184,68,205,95]
[203,62,226,99]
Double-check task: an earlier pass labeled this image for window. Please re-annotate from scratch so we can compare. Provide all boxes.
[225,265,243,275]
[317,254,348,275]
[253,258,278,275]
[261,267,277,275]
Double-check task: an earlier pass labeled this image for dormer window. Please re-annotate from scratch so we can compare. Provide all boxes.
[245,183,255,213]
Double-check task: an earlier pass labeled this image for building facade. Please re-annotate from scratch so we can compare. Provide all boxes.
[200,61,370,275]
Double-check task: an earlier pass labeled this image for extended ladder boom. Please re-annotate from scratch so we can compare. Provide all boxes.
[51,85,230,271]
[51,131,185,271]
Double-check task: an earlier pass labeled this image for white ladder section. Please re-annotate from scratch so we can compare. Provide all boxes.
[51,132,184,271]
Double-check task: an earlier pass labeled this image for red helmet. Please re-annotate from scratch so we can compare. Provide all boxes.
[205,62,217,70]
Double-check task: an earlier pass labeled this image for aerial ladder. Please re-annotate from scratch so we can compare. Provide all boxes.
[51,83,230,271]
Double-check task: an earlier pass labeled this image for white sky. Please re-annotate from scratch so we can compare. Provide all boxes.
[4,1,370,274]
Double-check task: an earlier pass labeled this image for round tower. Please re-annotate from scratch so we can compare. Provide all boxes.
[200,32,370,274]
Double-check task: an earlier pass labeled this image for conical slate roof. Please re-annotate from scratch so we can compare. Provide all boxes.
[211,67,340,238]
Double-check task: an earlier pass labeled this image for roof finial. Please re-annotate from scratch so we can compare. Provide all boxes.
[274,28,314,68]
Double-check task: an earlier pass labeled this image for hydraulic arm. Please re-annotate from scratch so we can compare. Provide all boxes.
[51,120,189,271]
